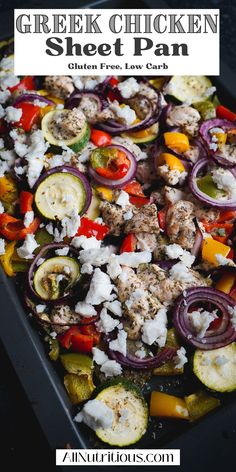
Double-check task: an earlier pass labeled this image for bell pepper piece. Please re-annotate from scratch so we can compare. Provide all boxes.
[58,326,94,354]
[14,103,41,132]
[19,191,34,214]
[60,353,93,374]
[109,77,119,87]
[64,373,95,405]
[79,323,101,345]
[76,217,109,240]
[90,129,112,147]
[0,175,18,203]
[197,174,224,199]
[91,147,130,181]
[0,213,40,241]
[202,222,234,244]
[212,132,227,145]
[184,391,220,422]
[120,233,136,254]
[8,76,35,93]
[129,196,150,207]
[150,391,189,419]
[202,238,231,266]
[39,104,55,119]
[158,208,167,231]
[123,180,145,197]
[0,240,16,276]
[164,132,190,153]
[216,105,236,122]
[215,273,236,294]
[95,186,113,202]
[217,210,236,223]
[156,152,185,172]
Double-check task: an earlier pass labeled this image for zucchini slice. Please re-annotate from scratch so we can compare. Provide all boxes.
[94,379,148,446]
[193,343,236,393]
[164,76,213,104]
[33,256,80,300]
[41,109,90,152]
[35,171,87,220]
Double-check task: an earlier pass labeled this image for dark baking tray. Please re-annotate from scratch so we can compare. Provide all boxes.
[0,1,236,470]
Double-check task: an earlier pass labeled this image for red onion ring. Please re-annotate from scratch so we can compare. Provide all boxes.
[13,93,55,107]
[27,243,81,304]
[189,158,236,209]
[191,219,203,258]
[88,144,137,188]
[33,166,92,215]
[200,118,236,167]
[173,287,236,350]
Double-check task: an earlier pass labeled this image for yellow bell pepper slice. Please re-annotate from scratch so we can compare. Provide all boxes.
[96,186,113,202]
[0,175,18,203]
[156,152,185,172]
[46,95,64,105]
[0,241,16,277]
[150,391,189,419]
[202,238,231,266]
[40,105,55,119]
[164,132,190,153]
[213,133,227,145]
[215,273,236,293]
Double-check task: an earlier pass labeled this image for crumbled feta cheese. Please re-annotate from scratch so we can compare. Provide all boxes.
[165,243,184,259]
[33,99,48,108]
[0,138,4,149]
[92,347,109,365]
[81,263,93,275]
[228,305,236,329]
[212,167,236,199]
[60,209,81,239]
[100,359,122,377]
[71,235,101,250]
[35,304,46,314]
[123,209,133,221]
[109,330,127,356]
[86,269,114,305]
[174,346,188,369]
[125,288,147,311]
[169,262,195,282]
[209,142,218,152]
[74,399,114,430]
[0,89,10,104]
[0,104,5,119]
[74,301,97,318]
[73,75,107,91]
[0,149,16,166]
[0,56,14,71]
[14,165,26,176]
[80,246,114,267]
[0,201,4,214]
[14,141,28,157]
[104,300,122,317]
[109,101,136,125]
[0,74,19,90]
[188,309,216,338]
[17,234,39,259]
[0,161,9,177]
[36,257,45,267]
[0,238,5,255]
[210,127,224,134]
[50,331,57,339]
[116,250,152,268]
[5,106,22,123]
[23,211,34,228]
[55,247,69,256]
[117,77,140,98]
[214,355,229,366]
[107,254,122,280]
[116,190,130,209]
[141,308,167,347]
[112,136,148,162]
[135,348,146,359]
[96,307,119,333]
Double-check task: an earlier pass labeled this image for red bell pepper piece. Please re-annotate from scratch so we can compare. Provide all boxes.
[79,323,101,345]
[217,210,236,223]
[120,233,136,254]
[158,208,167,231]
[227,248,234,260]
[96,150,130,180]
[90,129,112,147]
[107,77,120,102]
[14,103,41,132]
[109,77,119,87]
[8,76,35,94]
[0,213,40,240]
[209,317,222,330]
[202,222,234,244]
[216,105,236,122]
[129,196,150,208]
[58,326,94,353]
[77,217,109,240]
[123,180,145,197]
[19,191,34,214]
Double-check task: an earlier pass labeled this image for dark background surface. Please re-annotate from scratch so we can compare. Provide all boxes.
[0,0,236,470]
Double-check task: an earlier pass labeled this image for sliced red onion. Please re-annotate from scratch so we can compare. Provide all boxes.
[191,219,203,258]
[173,287,236,350]
[66,90,108,111]
[88,144,137,188]
[106,337,176,369]
[27,243,80,303]
[200,118,236,167]
[189,158,236,209]
[34,166,92,215]
[13,93,55,107]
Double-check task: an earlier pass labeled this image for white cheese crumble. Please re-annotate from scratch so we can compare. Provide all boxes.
[55,247,69,256]
[109,101,136,125]
[123,209,133,221]
[100,359,122,377]
[0,138,4,149]
[104,300,122,317]
[74,399,114,430]
[188,309,216,338]
[117,77,140,98]
[0,238,5,255]
[71,235,101,250]
[174,346,188,369]
[228,305,236,330]
[5,106,22,123]
[112,136,148,162]
[0,89,10,104]
[23,211,34,228]
[73,75,107,91]
[81,263,93,275]
[0,201,4,214]
[211,168,236,199]
[36,257,45,267]
[169,262,195,282]
[17,234,39,259]
[86,269,114,305]
[106,254,122,280]
[116,250,152,268]
[0,74,19,90]
[141,308,167,347]
[74,301,97,318]
[109,329,127,356]
[35,304,46,314]
[165,244,195,267]
[115,190,130,209]
[79,246,114,267]
[96,307,119,333]
[92,347,109,365]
